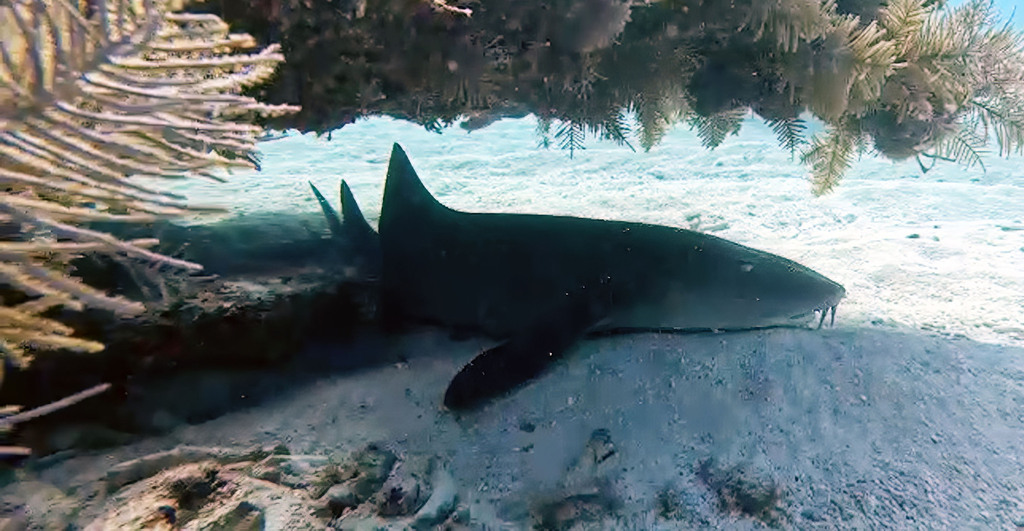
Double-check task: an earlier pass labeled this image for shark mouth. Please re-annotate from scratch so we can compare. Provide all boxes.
[815,304,839,329]
[789,302,841,329]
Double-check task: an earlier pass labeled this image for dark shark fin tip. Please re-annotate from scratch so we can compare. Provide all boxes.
[310,181,344,238]
[339,181,375,236]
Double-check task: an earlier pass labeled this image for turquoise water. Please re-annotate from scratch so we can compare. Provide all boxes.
[163,115,1024,347]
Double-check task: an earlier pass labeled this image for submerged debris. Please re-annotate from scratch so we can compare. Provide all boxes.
[315,443,398,513]
[655,486,684,521]
[58,441,460,529]
[527,428,624,530]
[212,501,265,531]
[28,443,437,529]
[695,458,786,527]
[532,480,620,531]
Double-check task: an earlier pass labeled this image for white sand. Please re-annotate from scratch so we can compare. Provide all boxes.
[29,325,1024,528]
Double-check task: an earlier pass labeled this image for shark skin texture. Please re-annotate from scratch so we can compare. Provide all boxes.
[311,144,846,411]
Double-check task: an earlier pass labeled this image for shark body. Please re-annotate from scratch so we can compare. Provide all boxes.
[312,144,846,410]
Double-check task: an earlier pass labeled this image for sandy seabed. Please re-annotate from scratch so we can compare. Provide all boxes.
[17,325,1024,528]
[6,116,1024,529]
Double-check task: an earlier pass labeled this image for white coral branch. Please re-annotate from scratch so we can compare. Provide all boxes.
[0,0,296,364]
[0,383,111,428]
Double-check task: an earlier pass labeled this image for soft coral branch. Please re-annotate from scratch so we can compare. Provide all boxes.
[0,0,296,381]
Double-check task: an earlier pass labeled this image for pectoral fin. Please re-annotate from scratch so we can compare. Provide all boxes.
[443,278,613,411]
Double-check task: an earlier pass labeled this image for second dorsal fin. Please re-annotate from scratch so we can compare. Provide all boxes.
[339,180,377,238]
[310,180,343,237]
[309,180,378,240]
[310,180,381,280]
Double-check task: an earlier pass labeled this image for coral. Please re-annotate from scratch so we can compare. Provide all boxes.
[0,381,110,461]
[199,0,1024,193]
[0,0,295,376]
[805,0,1024,193]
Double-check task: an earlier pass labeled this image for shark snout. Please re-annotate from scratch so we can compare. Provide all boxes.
[781,274,845,329]
[812,280,846,328]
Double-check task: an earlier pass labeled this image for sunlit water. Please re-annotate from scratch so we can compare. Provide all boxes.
[158,116,1024,347]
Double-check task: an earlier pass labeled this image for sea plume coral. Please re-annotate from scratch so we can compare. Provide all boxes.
[0,0,295,380]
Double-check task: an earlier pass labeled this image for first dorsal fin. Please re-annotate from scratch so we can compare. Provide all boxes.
[381,143,447,220]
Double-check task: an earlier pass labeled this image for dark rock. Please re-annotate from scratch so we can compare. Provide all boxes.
[322,483,362,516]
[169,467,222,511]
[157,505,177,525]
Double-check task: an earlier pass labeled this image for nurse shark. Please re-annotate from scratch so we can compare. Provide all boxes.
[311,144,845,410]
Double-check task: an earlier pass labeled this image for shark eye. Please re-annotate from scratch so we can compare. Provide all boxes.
[739,262,754,272]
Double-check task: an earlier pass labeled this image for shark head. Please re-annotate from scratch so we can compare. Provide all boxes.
[676,244,847,330]
[746,255,845,328]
